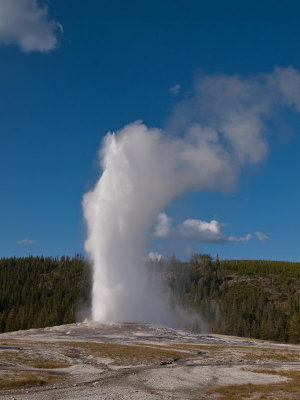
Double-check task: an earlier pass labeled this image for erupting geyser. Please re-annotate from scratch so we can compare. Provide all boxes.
[83,67,300,324]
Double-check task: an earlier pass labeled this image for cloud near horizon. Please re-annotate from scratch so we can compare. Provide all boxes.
[17,238,36,245]
[154,213,252,244]
[147,251,164,261]
[0,0,62,52]
[255,231,269,241]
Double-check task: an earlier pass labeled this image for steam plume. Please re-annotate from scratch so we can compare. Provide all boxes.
[83,67,300,323]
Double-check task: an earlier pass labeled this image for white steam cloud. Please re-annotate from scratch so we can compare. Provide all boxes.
[0,0,62,52]
[83,67,300,324]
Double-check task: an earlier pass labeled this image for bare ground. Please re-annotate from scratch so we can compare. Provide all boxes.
[0,322,299,399]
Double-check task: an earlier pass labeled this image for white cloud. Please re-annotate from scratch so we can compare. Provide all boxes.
[153,213,172,237]
[17,238,36,245]
[0,0,63,52]
[153,213,252,244]
[178,218,252,243]
[170,84,181,96]
[228,233,252,243]
[255,231,269,241]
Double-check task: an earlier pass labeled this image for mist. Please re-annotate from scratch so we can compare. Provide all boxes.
[83,66,300,324]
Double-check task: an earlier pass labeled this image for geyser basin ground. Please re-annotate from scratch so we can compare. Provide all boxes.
[0,322,299,399]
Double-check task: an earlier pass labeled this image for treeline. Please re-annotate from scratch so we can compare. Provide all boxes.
[161,254,300,343]
[0,255,299,343]
[0,255,90,332]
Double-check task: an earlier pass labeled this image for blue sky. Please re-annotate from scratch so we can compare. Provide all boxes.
[1,0,300,260]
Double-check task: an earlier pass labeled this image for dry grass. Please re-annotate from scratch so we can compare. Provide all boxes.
[61,341,188,366]
[0,338,57,350]
[244,349,300,362]
[166,343,300,363]
[0,338,32,347]
[0,350,70,369]
[29,358,70,369]
[206,369,300,400]
[245,368,300,379]
[0,371,57,388]
[163,343,217,350]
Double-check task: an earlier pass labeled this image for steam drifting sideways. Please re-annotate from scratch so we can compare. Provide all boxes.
[83,67,300,324]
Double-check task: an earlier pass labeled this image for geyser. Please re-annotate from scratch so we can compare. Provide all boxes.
[83,67,300,324]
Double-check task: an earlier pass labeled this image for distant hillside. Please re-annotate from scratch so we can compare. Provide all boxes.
[0,255,299,343]
[0,255,90,332]
[164,255,300,343]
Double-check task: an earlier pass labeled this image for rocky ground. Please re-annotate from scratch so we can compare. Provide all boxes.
[0,321,299,399]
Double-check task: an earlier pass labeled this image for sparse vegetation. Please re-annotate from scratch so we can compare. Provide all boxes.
[61,341,187,365]
[0,372,58,388]
[167,343,300,364]
[0,349,70,368]
[244,349,300,362]
[206,369,300,400]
